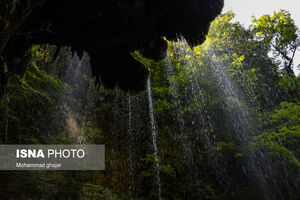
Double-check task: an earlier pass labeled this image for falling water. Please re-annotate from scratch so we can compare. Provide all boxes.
[208,49,284,199]
[146,75,162,200]
[165,53,199,187]
[49,48,94,144]
[165,39,285,199]
[128,95,132,137]
[209,51,256,142]
[127,94,135,193]
[166,41,218,192]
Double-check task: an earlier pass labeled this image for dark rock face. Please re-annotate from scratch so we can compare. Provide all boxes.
[1,0,223,91]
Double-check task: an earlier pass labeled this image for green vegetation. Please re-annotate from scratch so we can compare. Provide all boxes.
[0,10,300,200]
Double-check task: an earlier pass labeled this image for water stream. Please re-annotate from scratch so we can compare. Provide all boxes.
[164,39,285,199]
[146,75,162,200]
[45,40,296,200]
[50,49,94,144]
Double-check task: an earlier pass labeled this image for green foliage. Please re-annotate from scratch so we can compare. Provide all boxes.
[251,10,300,75]
[215,142,241,156]
[256,102,300,151]
[147,10,300,200]
[140,153,176,178]
[80,184,119,200]
[0,62,65,143]
[279,76,300,101]
[80,121,103,143]
[252,10,298,47]
[0,45,106,200]
[1,8,300,200]
[252,101,300,195]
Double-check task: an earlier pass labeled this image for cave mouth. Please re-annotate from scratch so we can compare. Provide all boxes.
[0,0,224,92]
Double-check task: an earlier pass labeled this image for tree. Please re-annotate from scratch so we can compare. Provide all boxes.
[251,10,300,76]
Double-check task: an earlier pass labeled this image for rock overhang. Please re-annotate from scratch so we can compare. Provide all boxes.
[0,0,224,92]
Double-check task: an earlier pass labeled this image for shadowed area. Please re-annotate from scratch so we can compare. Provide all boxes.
[0,0,223,91]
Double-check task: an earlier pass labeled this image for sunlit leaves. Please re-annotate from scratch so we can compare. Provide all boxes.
[252,10,298,46]
[251,10,300,73]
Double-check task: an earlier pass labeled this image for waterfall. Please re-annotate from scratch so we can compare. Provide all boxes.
[208,50,283,199]
[165,39,284,199]
[146,75,162,200]
[50,49,94,144]
[166,53,197,185]
[127,94,134,193]
[166,41,217,189]
[209,51,255,142]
